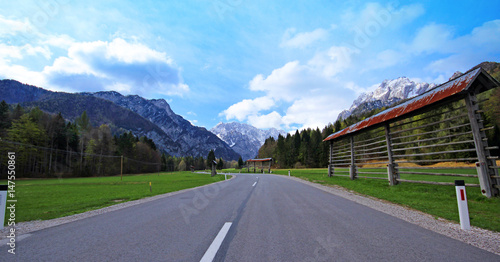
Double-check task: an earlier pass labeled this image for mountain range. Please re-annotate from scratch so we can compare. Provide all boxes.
[210,122,286,160]
[0,80,240,160]
[3,62,497,161]
[337,77,436,120]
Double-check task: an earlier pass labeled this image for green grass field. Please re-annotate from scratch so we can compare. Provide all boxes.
[261,168,500,232]
[2,171,227,224]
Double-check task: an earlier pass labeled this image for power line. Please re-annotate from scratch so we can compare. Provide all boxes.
[0,139,160,165]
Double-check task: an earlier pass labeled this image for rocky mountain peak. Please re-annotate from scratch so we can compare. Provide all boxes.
[210,122,286,160]
[338,77,436,120]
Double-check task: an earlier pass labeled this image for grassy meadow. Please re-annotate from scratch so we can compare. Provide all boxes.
[2,171,227,224]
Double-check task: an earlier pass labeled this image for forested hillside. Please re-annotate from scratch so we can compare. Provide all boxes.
[0,103,164,177]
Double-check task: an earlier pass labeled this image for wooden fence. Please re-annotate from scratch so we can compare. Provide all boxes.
[325,68,500,197]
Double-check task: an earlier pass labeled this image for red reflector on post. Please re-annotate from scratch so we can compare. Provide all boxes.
[460,189,465,201]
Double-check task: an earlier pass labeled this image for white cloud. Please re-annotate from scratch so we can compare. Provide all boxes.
[0,61,47,88]
[410,23,453,54]
[365,19,500,75]
[283,95,345,130]
[422,20,500,75]
[0,37,189,97]
[364,49,405,71]
[0,15,31,37]
[222,46,357,130]
[221,96,275,121]
[341,2,424,35]
[0,43,51,61]
[467,20,500,47]
[0,44,24,60]
[221,3,450,132]
[42,34,75,49]
[280,28,328,49]
[248,111,283,129]
[308,46,359,78]
[106,82,132,93]
[0,15,189,97]
[249,61,308,102]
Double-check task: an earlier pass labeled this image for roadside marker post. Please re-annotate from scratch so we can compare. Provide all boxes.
[455,180,471,230]
[288,170,290,177]
[0,185,7,229]
[149,182,152,193]
[120,155,123,181]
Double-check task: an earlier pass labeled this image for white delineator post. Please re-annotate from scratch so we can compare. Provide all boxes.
[455,180,471,230]
[0,185,7,229]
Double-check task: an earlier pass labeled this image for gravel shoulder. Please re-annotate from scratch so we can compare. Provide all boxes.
[282,174,500,256]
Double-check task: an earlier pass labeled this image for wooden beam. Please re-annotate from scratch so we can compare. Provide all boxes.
[349,136,356,180]
[385,124,398,185]
[465,92,498,197]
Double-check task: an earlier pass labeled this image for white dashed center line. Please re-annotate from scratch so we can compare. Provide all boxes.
[200,222,232,262]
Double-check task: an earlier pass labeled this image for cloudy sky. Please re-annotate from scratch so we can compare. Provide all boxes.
[1,0,500,132]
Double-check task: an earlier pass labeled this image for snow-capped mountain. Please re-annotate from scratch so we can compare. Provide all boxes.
[210,122,286,160]
[338,77,436,120]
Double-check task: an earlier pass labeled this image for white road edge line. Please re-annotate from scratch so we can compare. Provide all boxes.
[200,222,232,262]
[252,182,257,187]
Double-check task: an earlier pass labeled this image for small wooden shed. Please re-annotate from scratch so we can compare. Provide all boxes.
[247,158,273,173]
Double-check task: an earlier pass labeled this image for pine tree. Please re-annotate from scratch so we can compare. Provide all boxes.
[11,104,24,121]
[207,149,216,167]
[238,156,244,169]
[0,100,10,136]
[217,157,224,170]
[276,134,286,168]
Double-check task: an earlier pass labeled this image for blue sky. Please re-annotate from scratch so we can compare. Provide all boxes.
[1,0,500,132]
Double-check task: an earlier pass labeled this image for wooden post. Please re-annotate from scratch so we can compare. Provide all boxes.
[268,160,271,173]
[465,92,498,197]
[120,155,123,181]
[349,136,356,180]
[328,141,334,177]
[385,124,399,185]
[211,161,217,177]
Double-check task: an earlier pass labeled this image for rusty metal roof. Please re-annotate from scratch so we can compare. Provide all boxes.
[247,158,273,162]
[324,68,500,142]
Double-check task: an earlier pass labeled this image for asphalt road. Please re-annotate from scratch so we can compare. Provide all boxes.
[1,173,499,261]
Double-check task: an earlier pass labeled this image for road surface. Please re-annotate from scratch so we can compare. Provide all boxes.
[1,173,498,261]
